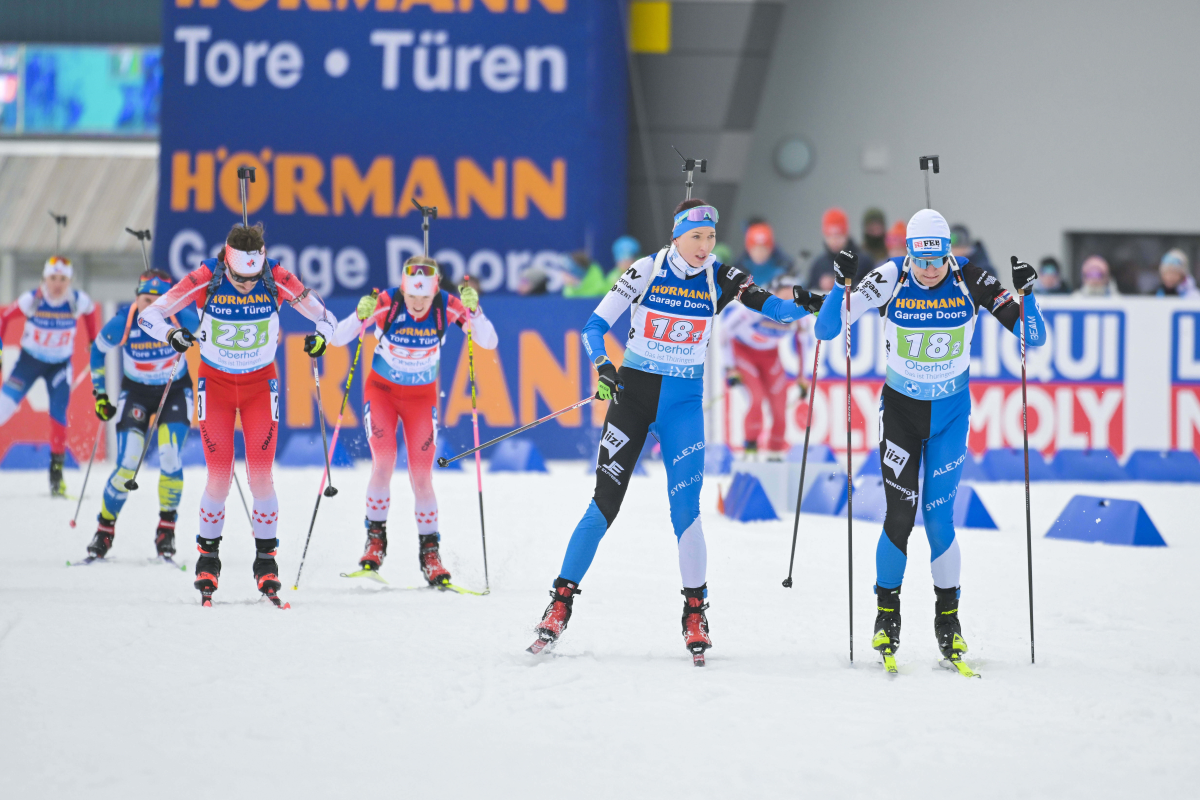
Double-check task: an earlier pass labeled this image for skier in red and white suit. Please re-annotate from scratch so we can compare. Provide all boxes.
[330,256,497,586]
[139,224,335,604]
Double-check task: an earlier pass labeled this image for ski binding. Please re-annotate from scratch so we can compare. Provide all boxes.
[340,567,389,585]
[940,654,980,678]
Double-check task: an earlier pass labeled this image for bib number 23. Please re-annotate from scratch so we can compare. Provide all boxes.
[213,322,267,350]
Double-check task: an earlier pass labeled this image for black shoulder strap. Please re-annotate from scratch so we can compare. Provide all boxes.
[432,291,447,345]
[203,257,226,313]
[380,287,404,336]
[259,262,281,310]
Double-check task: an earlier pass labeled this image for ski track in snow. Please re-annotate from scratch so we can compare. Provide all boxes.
[1,462,1196,799]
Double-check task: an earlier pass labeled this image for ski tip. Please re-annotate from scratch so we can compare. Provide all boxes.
[527,638,550,655]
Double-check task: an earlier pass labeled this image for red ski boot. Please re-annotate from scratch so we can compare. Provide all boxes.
[418,533,451,587]
[359,520,387,572]
[682,585,712,667]
[194,536,222,606]
[528,578,581,654]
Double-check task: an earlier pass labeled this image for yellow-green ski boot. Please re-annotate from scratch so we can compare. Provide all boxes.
[873,585,901,674]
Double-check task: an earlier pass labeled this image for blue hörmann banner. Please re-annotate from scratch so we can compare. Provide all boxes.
[154,0,627,297]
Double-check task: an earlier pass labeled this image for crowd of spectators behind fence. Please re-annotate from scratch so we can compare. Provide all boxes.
[508,207,1200,301]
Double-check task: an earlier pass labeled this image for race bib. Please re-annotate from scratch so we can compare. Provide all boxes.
[196,377,207,421]
[643,312,707,344]
[210,319,270,351]
[269,379,279,422]
[896,327,965,363]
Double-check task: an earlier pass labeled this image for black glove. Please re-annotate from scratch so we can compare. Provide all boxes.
[303,333,327,358]
[93,392,117,422]
[595,360,623,404]
[833,250,858,285]
[792,286,825,314]
[726,369,742,388]
[167,327,196,354]
[1011,256,1037,296]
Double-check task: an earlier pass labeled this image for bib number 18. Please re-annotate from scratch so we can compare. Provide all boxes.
[901,330,962,362]
[644,313,706,344]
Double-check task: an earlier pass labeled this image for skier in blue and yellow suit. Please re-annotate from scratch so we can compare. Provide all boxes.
[85,269,198,562]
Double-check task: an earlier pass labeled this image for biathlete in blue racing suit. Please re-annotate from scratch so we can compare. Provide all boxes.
[85,270,198,562]
[814,208,1046,668]
[527,199,825,663]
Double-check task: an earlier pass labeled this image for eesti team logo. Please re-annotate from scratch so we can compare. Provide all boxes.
[904,380,921,396]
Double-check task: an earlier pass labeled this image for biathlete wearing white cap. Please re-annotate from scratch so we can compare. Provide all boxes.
[0,255,100,496]
[814,208,1048,664]
[527,198,825,662]
[329,256,498,587]
[139,223,336,605]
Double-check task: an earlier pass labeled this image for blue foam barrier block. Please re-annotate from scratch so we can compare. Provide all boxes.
[837,475,887,522]
[180,433,207,467]
[856,447,881,477]
[1123,450,1200,482]
[788,442,835,464]
[1046,495,1166,546]
[1049,449,1126,481]
[435,437,464,471]
[704,443,733,475]
[979,447,1054,481]
[0,443,79,470]
[723,471,779,521]
[914,484,998,530]
[961,454,988,482]
[488,437,548,473]
[801,470,849,515]
[276,435,353,467]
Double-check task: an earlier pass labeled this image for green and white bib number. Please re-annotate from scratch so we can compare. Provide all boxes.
[210,320,270,351]
[897,327,965,363]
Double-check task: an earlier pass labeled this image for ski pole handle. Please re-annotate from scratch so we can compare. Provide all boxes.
[437,396,594,467]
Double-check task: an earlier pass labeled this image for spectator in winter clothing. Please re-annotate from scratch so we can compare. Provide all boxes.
[862,207,888,264]
[735,222,795,288]
[1033,257,1071,294]
[1074,255,1120,297]
[807,207,871,292]
[950,223,997,277]
[1154,249,1200,297]
[612,236,641,273]
[886,220,908,259]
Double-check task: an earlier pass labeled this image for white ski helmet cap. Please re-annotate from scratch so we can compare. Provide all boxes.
[906,209,952,260]
[43,255,73,279]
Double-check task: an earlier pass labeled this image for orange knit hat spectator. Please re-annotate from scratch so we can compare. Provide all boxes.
[885,220,906,250]
[822,208,849,237]
[745,223,774,251]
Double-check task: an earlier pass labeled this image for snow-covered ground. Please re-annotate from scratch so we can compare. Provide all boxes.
[1,460,1196,799]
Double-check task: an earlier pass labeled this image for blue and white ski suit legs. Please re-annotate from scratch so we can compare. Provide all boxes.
[875,385,971,591]
[559,367,707,589]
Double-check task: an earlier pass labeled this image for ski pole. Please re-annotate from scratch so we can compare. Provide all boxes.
[1015,256,1036,665]
[68,422,104,528]
[437,396,594,467]
[464,316,490,594]
[843,270,854,665]
[124,355,187,491]
[782,340,822,588]
[293,295,375,590]
[48,211,67,255]
[231,471,253,527]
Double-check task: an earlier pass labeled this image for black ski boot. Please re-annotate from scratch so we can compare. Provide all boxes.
[195,536,222,606]
[873,585,902,671]
[359,519,387,572]
[254,537,288,608]
[155,511,177,559]
[934,586,967,659]
[681,585,712,667]
[49,453,67,497]
[87,515,116,560]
